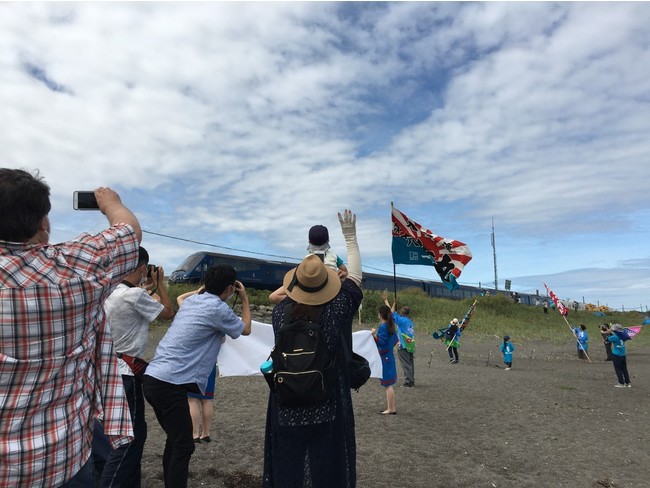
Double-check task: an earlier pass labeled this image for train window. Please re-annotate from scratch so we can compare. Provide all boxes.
[173,254,202,273]
[235,261,262,272]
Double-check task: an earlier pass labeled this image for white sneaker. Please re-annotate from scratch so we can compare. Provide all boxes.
[614,384,626,388]
[626,384,632,388]
[505,367,511,371]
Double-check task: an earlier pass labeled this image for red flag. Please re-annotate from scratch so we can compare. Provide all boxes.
[544,284,568,317]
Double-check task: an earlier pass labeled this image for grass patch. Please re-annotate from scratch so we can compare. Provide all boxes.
[164,284,649,346]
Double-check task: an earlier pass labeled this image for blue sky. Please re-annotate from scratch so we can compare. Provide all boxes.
[2,2,649,311]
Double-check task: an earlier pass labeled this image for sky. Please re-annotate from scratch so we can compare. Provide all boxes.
[2,2,649,312]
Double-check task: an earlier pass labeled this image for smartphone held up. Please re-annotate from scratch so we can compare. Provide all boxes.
[73,191,99,210]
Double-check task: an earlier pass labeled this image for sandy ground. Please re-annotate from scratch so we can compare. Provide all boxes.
[139,327,650,488]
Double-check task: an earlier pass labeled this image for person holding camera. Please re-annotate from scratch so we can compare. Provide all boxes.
[600,324,614,361]
[0,168,141,487]
[143,265,251,488]
[94,246,174,488]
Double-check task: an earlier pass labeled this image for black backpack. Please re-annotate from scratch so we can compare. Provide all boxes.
[267,304,336,408]
[445,325,458,341]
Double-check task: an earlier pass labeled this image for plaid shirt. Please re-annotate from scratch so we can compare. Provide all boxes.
[0,224,139,487]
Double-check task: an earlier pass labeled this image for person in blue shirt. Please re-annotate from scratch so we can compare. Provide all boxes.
[604,324,631,388]
[383,295,416,387]
[572,324,589,360]
[500,336,515,370]
[143,265,252,488]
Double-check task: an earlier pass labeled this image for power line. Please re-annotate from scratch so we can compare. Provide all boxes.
[143,228,465,283]
[143,229,299,262]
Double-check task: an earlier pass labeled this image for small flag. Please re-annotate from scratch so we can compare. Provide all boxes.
[624,326,642,338]
[391,206,472,290]
[544,284,568,317]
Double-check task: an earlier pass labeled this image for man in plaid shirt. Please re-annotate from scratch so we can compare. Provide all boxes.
[0,168,142,487]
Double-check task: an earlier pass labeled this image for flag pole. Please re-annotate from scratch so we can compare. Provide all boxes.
[391,202,397,301]
[445,300,477,351]
[545,284,591,363]
[562,314,592,363]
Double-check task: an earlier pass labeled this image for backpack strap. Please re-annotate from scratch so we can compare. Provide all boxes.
[282,302,295,329]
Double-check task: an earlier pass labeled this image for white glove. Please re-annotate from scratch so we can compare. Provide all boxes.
[338,209,362,284]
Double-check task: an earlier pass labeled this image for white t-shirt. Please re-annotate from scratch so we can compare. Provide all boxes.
[305,249,341,272]
[104,283,164,376]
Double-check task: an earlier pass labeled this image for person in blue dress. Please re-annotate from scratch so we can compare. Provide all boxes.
[572,324,589,360]
[500,335,515,370]
[372,305,399,415]
[605,324,631,387]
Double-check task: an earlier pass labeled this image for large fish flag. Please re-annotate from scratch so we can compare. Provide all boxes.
[544,283,568,316]
[391,206,472,291]
[459,300,478,331]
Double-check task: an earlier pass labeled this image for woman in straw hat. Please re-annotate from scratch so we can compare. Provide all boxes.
[262,210,363,488]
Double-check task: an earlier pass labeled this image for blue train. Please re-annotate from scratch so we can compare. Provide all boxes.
[169,251,540,304]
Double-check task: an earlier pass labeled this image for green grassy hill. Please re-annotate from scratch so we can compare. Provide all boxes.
[166,284,649,346]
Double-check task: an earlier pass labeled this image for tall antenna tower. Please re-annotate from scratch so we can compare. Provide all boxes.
[491,217,498,291]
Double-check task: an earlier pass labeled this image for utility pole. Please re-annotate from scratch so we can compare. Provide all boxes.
[491,217,498,291]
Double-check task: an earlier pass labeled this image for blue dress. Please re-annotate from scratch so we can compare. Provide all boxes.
[374,322,399,387]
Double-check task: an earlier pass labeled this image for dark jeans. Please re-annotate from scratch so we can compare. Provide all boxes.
[143,375,197,488]
[92,420,110,488]
[612,355,630,385]
[100,375,147,488]
[604,342,613,360]
[447,347,459,361]
[60,457,94,488]
[397,348,415,384]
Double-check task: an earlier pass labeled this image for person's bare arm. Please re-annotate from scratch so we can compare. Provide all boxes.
[150,266,175,320]
[381,290,395,311]
[235,281,252,336]
[95,187,142,243]
[269,286,287,305]
[177,285,205,307]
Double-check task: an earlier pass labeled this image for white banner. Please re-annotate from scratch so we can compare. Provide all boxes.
[218,320,382,378]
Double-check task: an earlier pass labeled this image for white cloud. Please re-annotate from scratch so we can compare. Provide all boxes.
[2,2,649,310]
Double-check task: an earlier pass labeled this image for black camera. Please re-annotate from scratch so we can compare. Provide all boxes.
[147,265,157,278]
[73,191,100,210]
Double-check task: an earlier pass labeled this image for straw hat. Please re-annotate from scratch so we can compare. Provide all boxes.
[451,318,459,325]
[612,323,623,331]
[283,254,341,306]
